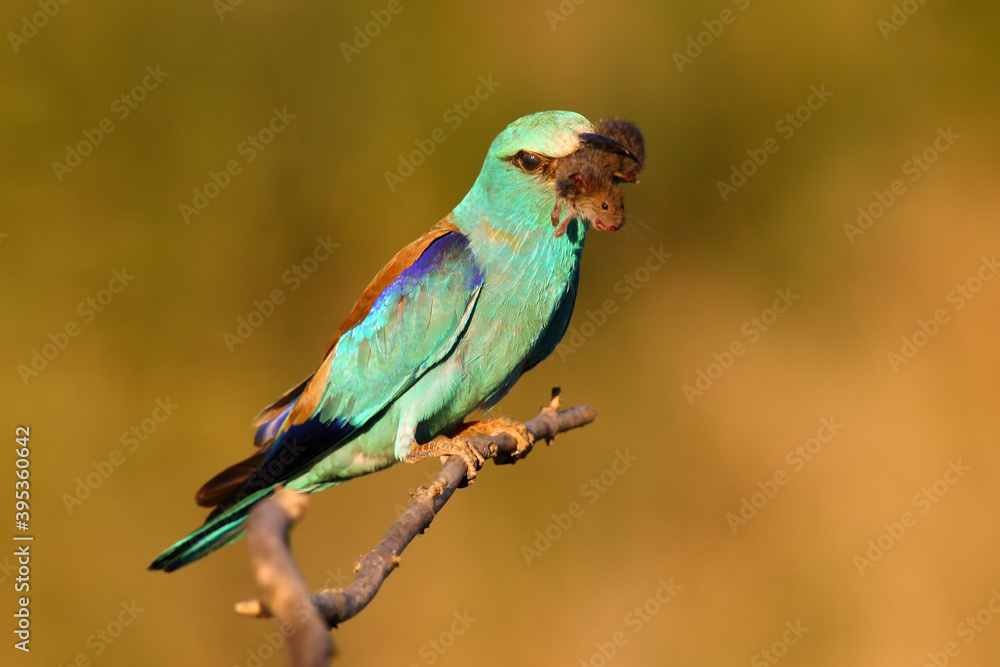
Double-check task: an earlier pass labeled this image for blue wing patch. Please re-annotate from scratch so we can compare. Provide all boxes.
[237,232,483,495]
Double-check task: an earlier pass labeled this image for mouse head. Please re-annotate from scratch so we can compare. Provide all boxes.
[559,171,625,231]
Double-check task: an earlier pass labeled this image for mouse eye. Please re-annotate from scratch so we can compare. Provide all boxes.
[512,151,545,173]
[601,202,609,210]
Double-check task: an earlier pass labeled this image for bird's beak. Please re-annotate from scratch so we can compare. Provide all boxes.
[577,132,638,163]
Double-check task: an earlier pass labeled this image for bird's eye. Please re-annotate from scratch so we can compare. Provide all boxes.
[601,202,609,211]
[513,151,544,173]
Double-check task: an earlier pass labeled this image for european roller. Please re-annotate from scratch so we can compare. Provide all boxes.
[151,110,643,572]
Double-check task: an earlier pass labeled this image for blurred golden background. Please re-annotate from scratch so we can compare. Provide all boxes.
[2,0,1000,665]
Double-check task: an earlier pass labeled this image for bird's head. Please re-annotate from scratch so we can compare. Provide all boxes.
[455,111,638,243]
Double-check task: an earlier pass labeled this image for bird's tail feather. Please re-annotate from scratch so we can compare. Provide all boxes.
[149,486,274,572]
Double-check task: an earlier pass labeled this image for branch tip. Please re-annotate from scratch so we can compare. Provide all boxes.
[235,599,266,617]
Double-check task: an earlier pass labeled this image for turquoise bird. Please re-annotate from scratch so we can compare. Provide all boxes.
[150,110,638,572]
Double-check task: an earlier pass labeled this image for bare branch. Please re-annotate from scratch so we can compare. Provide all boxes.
[242,491,335,666]
[236,390,596,642]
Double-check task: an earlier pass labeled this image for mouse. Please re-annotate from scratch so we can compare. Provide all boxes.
[549,118,643,238]
[550,168,625,237]
[594,118,645,184]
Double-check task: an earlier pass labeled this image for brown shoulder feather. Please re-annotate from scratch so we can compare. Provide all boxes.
[321,217,460,357]
[251,375,313,429]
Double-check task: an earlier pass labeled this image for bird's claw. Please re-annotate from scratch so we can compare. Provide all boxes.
[460,417,534,462]
[404,437,484,482]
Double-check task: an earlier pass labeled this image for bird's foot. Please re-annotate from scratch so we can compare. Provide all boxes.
[404,437,485,482]
[458,417,535,463]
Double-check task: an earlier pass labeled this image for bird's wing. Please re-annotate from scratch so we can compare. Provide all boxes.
[196,221,483,508]
[249,219,460,439]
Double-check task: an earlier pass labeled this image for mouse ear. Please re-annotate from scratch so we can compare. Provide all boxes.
[570,172,592,190]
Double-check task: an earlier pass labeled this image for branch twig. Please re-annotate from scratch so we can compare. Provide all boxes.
[237,390,596,652]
